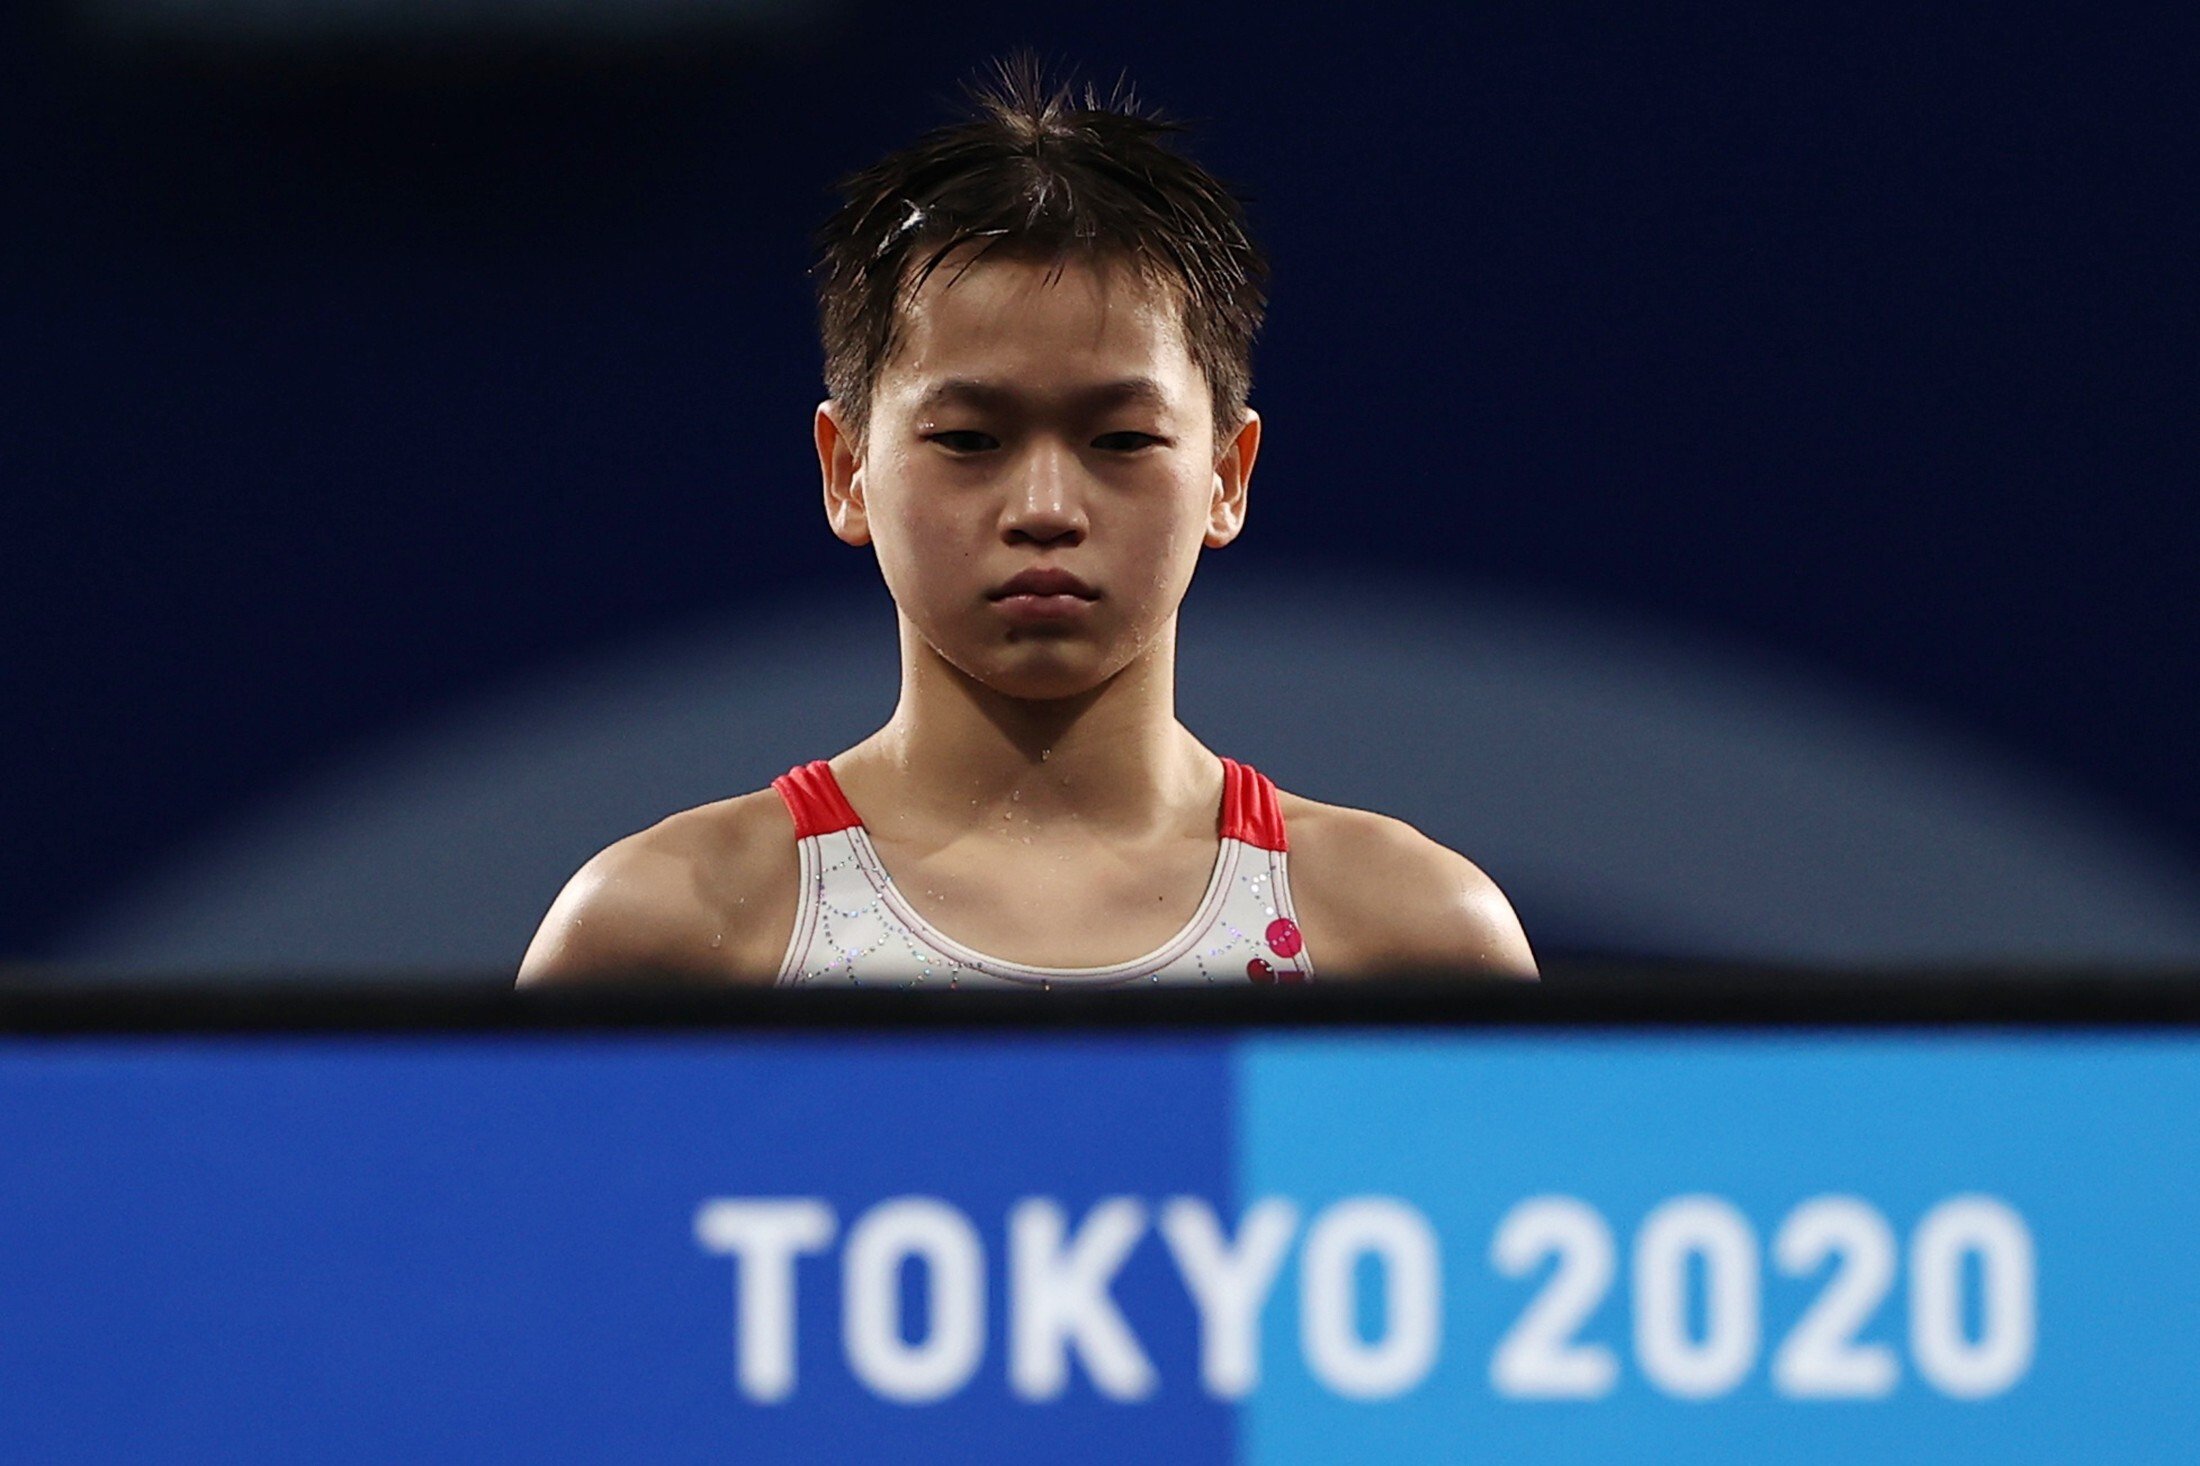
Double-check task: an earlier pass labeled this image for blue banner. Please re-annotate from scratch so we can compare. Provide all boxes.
[2,1031,2195,1461]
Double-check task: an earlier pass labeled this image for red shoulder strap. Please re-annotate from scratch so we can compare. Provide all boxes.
[778,757,1281,847]
[772,760,863,839]
[1218,758,1288,852]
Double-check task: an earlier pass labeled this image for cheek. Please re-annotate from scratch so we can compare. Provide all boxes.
[869,488,975,602]
[1124,478,1215,570]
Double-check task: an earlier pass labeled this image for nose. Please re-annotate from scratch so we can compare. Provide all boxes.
[999,439,1089,547]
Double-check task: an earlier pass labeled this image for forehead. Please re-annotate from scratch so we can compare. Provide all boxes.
[878,248,1199,409]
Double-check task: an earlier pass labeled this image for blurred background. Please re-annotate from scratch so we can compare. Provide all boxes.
[6,0,2197,976]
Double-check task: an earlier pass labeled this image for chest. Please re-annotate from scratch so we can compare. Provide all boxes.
[858,828,1224,968]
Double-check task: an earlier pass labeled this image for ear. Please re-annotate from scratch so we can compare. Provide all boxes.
[816,399,871,547]
[1204,408,1261,548]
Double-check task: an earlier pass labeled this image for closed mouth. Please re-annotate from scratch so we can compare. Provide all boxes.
[989,569,1099,600]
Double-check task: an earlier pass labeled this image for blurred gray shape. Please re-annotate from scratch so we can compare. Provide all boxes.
[57,571,2200,976]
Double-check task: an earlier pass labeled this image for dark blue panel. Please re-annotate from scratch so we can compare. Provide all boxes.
[0,1037,1234,1464]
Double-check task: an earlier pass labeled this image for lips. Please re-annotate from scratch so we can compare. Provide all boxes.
[988,568,1098,601]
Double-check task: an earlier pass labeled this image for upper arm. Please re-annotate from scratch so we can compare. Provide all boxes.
[517,795,800,987]
[517,837,708,986]
[1287,804,1538,981]
[1396,843,1538,979]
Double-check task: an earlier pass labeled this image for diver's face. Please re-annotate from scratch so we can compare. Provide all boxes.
[834,250,1249,700]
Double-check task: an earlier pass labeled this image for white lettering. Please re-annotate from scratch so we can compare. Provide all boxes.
[842,1197,987,1403]
[1910,1195,2035,1398]
[1488,1195,1620,1399]
[694,1197,837,1402]
[1633,1195,1759,1399]
[1300,1197,1441,1399]
[1158,1196,1299,1398]
[1771,1195,1899,1398]
[1009,1197,1157,1400]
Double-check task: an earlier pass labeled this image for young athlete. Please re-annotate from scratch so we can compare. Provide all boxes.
[519,59,1535,988]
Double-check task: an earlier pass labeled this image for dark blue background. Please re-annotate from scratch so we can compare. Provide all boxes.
[6,0,2195,959]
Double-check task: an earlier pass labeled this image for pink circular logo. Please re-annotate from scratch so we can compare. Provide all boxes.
[1265,918,1304,959]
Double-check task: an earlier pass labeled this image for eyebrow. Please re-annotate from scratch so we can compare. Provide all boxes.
[911,376,1173,418]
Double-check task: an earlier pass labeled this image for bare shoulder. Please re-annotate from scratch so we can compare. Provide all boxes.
[1279,790,1537,981]
[516,788,800,987]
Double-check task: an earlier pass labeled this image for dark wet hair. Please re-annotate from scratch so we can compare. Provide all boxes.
[812,53,1269,452]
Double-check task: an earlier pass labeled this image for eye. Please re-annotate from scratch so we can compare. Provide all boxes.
[1093,431,1164,452]
[928,430,999,453]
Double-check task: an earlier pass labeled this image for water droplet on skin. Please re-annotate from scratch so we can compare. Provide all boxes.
[710,933,723,949]
[1011,788,1022,801]
[1041,748,1052,761]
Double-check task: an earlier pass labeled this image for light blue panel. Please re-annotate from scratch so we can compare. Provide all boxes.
[1237,1034,2200,1464]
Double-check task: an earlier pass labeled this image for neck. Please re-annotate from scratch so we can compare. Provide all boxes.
[849,612,1217,840]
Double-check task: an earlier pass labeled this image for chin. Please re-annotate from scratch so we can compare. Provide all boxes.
[947,639,1130,702]
[975,658,1116,702]
[917,607,1168,703]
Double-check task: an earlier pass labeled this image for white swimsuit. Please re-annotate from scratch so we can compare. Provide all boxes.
[772,758,1313,988]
